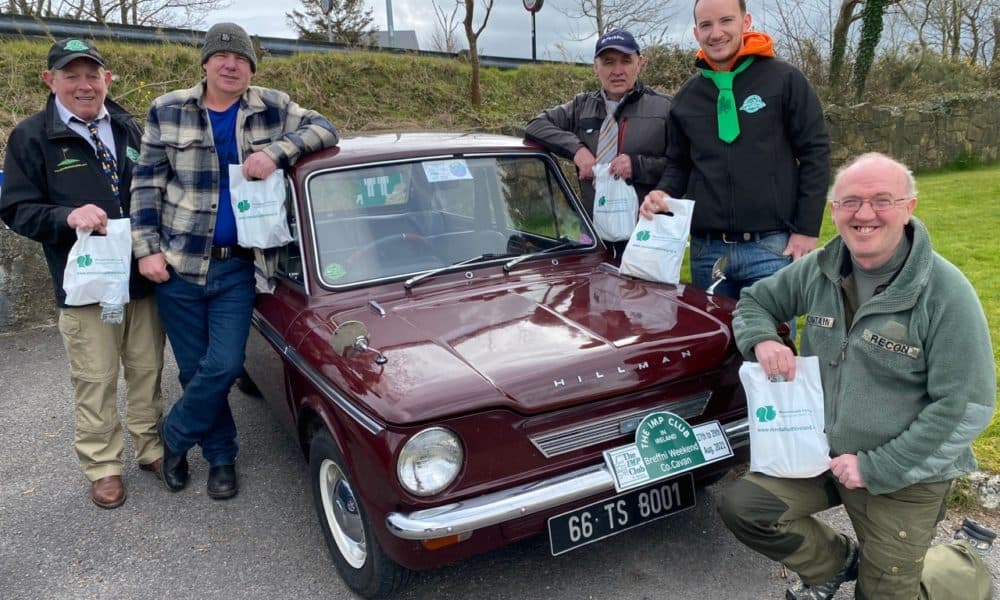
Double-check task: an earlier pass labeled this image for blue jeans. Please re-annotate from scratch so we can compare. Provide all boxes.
[690,232,792,298]
[155,257,255,466]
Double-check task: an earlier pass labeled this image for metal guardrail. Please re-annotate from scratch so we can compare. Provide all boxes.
[0,13,581,69]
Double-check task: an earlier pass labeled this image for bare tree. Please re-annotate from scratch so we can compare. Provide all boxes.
[549,0,678,47]
[462,0,494,110]
[828,0,863,90]
[898,0,999,64]
[9,0,230,27]
[430,0,462,53]
[992,10,1000,66]
[758,0,836,79]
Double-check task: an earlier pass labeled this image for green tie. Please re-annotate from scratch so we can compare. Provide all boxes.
[700,57,755,144]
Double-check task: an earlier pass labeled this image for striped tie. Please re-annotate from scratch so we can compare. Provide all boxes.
[595,101,619,164]
[84,120,122,215]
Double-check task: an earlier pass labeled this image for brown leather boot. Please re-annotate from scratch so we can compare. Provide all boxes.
[91,475,126,509]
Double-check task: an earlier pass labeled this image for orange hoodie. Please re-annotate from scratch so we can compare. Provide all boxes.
[696,31,775,72]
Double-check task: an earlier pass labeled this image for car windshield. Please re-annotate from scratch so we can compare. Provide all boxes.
[306,155,595,287]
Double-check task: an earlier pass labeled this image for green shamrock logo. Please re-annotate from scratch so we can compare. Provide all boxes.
[237,199,251,213]
[77,255,93,268]
[755,405,777,423]
[64,40,90,52]
[635,230,651,242]
[598,196,607,207]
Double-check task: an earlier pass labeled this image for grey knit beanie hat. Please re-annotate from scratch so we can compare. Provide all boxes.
[201,23,257,72]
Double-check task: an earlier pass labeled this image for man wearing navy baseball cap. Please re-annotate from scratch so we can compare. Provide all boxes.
[525,28,671,260]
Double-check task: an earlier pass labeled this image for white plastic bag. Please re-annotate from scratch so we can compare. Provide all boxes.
[63,218,131,307]
[229,165,293,249]
[739,355,830,478]
[618,198,695,285]
[592,164,638,242]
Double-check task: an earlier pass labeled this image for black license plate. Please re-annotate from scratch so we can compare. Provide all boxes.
[548,472,696,556]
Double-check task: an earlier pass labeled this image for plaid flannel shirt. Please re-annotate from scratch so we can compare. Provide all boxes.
[130,81,338,286]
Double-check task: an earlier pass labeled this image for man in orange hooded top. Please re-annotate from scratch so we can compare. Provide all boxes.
[639,0,830,299]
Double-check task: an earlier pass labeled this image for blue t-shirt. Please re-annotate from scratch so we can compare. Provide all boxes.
[209,102,240,247]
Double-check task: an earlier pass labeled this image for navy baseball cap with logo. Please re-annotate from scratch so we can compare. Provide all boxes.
[594,29,640,57]
[48,38,106,70]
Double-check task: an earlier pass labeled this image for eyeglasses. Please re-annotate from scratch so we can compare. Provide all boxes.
[832,195,910,213]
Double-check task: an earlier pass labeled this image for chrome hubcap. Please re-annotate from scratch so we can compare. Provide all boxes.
[319,458,367,568]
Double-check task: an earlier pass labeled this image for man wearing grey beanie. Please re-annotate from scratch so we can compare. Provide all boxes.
[131,22,339,500]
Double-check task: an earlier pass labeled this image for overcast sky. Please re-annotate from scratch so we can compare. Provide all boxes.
[201,0,713,62]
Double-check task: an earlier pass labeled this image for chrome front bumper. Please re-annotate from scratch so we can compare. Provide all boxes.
[385,417,748,540]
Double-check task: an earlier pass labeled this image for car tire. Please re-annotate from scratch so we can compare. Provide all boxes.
[309,429,411,598]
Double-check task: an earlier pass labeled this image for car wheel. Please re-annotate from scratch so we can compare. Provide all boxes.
[309,429,411,599]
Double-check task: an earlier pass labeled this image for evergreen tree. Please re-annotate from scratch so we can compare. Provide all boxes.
[286,0,376,45]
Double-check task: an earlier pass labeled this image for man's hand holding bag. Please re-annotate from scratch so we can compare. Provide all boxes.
[229,165,293,249]
[739,355,830,478]
[591,163,638,242]
[618,198,695,285]
[63,218,132,321]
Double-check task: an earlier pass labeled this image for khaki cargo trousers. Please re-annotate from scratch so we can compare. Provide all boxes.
[58,296,165,481]
[718,471,992,599]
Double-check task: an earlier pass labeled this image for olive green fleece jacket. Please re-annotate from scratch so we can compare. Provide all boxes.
[733,217,995,495]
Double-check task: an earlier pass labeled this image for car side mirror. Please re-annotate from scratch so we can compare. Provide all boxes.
[705,256,728,296]
[331,320,388,365]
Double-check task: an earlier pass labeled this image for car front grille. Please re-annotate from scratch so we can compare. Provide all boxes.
[529,392,713,458]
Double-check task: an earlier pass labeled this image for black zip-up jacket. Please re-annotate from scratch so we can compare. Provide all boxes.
[655,56,830,236]
[524,80,672,216]
[1,95,154,308]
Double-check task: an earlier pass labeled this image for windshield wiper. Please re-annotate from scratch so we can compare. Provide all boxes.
[403,254,508,289]
[502,238,583,273]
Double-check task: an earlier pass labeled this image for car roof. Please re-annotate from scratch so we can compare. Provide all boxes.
[293,132,544,174]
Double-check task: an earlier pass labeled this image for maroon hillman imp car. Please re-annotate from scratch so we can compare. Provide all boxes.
[243,133,749,598]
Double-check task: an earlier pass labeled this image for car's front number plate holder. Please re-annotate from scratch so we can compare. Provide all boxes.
[547,472,695,556]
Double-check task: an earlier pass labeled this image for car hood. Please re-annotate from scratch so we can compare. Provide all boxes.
[314,271,734,424]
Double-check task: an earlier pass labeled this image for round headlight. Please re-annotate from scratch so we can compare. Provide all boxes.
[397,427,464,497]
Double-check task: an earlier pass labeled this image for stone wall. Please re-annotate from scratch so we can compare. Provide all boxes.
[826,93,1000,170]
[1,93,999,333]
[0,226,56,332]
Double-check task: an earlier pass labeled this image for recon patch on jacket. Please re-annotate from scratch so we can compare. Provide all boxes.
[806,314,835,328]
[739,94,766,114]
[863,328,921,359]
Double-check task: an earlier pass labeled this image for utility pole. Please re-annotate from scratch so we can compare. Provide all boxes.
[386,0,395,48]
[320,0,333,43]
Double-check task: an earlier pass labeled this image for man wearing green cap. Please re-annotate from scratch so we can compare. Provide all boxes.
[1,38,165,509]
[639,0,829,298]
[131,23,338,500]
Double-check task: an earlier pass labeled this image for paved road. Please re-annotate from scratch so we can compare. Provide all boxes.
[1,327,995,599]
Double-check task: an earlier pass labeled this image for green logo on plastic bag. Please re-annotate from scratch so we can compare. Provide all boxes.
[635,230,651,242]
[598,195,607,207]
[755,405,777,423]
[77,255,93,268]
[237,199,251,213]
